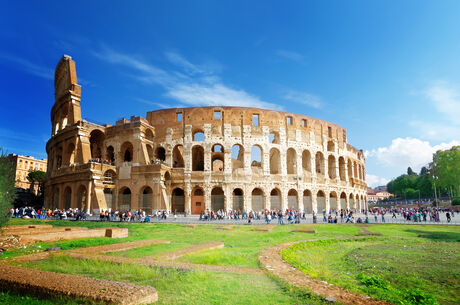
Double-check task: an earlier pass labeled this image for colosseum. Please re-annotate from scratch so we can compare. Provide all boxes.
[45,55,368,215]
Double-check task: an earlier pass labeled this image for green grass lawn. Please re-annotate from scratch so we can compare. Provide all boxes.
[282,225,460,305]
[1,219,459,304]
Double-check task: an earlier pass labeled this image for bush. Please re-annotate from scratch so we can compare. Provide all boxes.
[400,288,438,305]
[0,149,16,228]
[451,197,460,206]
[357,274,389,289]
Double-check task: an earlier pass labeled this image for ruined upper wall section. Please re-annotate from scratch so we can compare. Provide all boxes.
[146,106,349,147]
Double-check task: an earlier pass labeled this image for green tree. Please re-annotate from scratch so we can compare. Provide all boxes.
[407,167,415,175]
[26,170,46,195]
[431,146,460,198]
[0,149,16,227]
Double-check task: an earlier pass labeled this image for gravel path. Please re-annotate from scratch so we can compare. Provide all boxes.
[259,240,390,305]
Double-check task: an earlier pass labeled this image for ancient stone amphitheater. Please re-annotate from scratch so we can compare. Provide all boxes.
[45,55,367,215]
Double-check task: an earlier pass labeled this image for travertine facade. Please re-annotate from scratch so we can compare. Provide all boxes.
[45,55,367,214]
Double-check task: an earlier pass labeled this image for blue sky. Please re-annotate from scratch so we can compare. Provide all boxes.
[1,0,460,186]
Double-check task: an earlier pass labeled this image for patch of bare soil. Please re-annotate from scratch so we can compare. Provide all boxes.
[252,225,273,232]
[358,229,382,236]
[216,225,233,230]
[291,227,316,233]
[70,239,171,254]
[0,264,158,304]
[0,235,22,251]
[259,241,390,305]
[153,242,224,260]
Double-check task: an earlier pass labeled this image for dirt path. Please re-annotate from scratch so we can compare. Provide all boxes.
[152,241,224,260]
[259,241,390,305]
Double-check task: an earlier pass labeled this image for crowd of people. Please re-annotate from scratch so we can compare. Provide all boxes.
[8,205,458,225]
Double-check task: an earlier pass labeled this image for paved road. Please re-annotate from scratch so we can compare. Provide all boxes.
[83,213,460,225]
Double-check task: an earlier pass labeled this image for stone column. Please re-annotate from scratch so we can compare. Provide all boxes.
[311,191,318,214]
[281,188,288,211]
[297,189,304,211]
[184,182,191,214]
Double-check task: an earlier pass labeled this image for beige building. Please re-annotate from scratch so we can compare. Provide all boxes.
[45,55,368,214]
[368,191,393,202]
[8,154,47,192]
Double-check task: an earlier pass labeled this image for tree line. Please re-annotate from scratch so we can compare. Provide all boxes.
[386,146,460,202]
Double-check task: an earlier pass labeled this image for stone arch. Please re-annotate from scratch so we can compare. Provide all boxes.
[328,155,337,179]
[193,130,205,141]
[270,188,281,211]
[329,191,338,212]
[339,157,346,181]
[192,145,204,171]
[287,189,298,210]
[120,142,134,162]
[269,131,280,144]
[303,189,312,213]
[145,129,154,142]
[315,152,325,175]
[349,193,355,210]
[358,164,363,180]
[155,146,166,162]
[232,188,244,211]
[211,187,225,211]
[211,144,224,172]
[64,186,72,209]
[191,186,204,214]
[90,129,105,159]
[119,187,131,210]
[317,190,326,213]
[269,148,281,174]
[171,188,185,212]
[286,148,297,175]
[231,144,244,171]
[251,145,263,173]
[353,161,358,178]
[340,192,347,210]
[302,150,311,174]
[53,187,60,208]
[348,159,353,179]
[251,188,264,211]
[327,140,335,152]
[140,186,153,213]
[355,194,360,210]
[173,145,184,168]
[106,146,115,163]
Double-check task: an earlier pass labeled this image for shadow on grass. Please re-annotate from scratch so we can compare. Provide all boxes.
[405,229,460,242]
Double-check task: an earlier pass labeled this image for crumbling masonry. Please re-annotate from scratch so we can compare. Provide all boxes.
[45,55,367,214]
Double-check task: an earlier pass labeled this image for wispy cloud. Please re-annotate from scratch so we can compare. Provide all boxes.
[423,81,460,124]
[366,174,390,188]
[93,46,281,109]
[284,90,322,109]
[0,53,53,80]
[275,50,305,63]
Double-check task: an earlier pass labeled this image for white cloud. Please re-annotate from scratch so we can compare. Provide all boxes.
[93,46,281,109]
[366,137,459,174]
[275,50,305,63]
[284,90,322,109]
[0,53,53,80]
[424,81,460,123]
[366,174,390,188]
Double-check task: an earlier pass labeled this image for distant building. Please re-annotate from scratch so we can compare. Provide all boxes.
[367,188,393,202]
[374,185,387,192]
[7,154,47,193]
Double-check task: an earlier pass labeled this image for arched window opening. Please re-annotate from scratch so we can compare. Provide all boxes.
[155,146,166,162]
[328,155,337,179]
[146,144,154,164]
[103,170,116,185]
[64,186,72,209]
[287,189,298,210]
[192,187,204,214]
[317,190,326,213]
[231,144,244,170]
[340,192,347,210]
[56,147,63,169]
[347,159,353,179]
[120,142,133,162]
[192,145,204,171]
[172,188,185,212]
[353,161,358,178]
[141,186,153,213]
[339,157,346,181]
[211,187,225,211]
[315,152,324,175]
[270,188,281,211]
[90,130,105,160]
[77,185,87,210]
[329,192,338,212]
[104,188,113,209]
[303,190,312,214]
[269,148,281,174]
[302,150,311,174]
[251,145,262,174]
[349,193,355,210]
[233,188,244,211]
[211,144,224,172]
[173,145,184,168]
[286,148,297,175]
[66,143,75,166]
[106,146,115,164]
[119,187,131,210]
[193,131,205,142]
[145,129,154,142]
[269,132,280,144]
[252,188,264,211]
